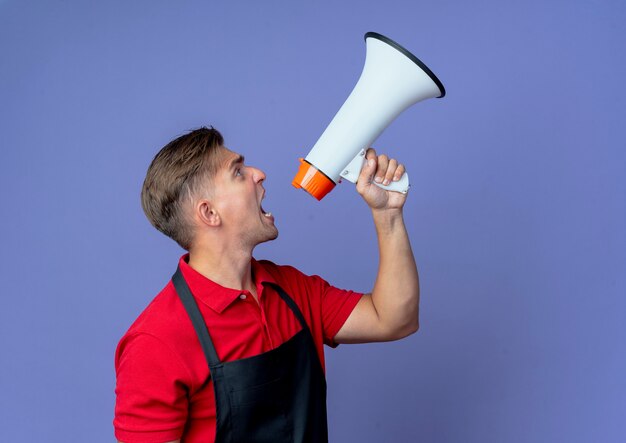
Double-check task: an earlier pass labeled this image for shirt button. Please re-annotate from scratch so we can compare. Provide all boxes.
[239,294,247,300]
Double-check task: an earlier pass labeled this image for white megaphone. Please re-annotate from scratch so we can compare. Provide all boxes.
[293,32,445,200]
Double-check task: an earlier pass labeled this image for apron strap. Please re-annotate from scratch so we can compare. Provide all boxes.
[172,267,221,368]
[263,282,311,333]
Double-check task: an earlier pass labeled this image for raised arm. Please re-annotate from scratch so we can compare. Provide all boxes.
[334,148,420,344]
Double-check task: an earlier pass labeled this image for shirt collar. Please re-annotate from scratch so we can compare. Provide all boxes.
[177,254,277,314]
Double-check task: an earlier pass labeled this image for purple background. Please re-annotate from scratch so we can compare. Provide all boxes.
[1,1,625,442]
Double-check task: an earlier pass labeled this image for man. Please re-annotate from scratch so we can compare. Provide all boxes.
[114,127,419,443]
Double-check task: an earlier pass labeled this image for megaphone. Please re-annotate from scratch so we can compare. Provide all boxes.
[292,32,445,200]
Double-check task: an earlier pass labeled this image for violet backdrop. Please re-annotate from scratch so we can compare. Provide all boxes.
[1,1,625,442]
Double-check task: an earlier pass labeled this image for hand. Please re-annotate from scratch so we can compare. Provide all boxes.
[356,148,408,211]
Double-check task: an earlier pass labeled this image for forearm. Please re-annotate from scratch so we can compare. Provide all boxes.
[370,208,420,338]
[334,147,420,344]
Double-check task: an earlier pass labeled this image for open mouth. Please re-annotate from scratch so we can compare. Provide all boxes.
[260,193,272,218]
[261,205,272,217]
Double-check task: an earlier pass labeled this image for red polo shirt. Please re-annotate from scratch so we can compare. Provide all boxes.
[114,255,362,443]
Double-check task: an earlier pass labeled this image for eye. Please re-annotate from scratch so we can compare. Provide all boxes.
[235,168,243,177]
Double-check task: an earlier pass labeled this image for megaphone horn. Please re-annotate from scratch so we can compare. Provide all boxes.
[293,32,445,200]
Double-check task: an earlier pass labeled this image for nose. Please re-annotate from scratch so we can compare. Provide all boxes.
[251,166,266,183]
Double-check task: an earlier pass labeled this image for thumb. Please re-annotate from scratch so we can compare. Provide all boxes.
[357,150,377,186]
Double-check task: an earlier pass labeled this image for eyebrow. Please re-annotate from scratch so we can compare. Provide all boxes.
[227,155,245,170]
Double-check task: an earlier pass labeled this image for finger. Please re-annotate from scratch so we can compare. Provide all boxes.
[383,158,398,186]
[365,147,377,163]
[375,154,389,184]
[393,163,406,182]
[358,149,377,185]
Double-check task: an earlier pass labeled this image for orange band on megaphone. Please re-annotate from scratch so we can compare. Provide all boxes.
[292,158,336,201]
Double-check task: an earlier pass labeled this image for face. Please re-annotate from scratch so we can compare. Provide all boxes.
[208,147,278,248]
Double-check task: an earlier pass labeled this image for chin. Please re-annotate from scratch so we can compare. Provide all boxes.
[259,228,279,245]
[267,229,279,242]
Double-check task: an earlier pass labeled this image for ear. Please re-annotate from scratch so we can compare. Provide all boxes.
[196,199,221,227]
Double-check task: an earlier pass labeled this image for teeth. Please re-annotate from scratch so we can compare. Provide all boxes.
[263,212,272,217]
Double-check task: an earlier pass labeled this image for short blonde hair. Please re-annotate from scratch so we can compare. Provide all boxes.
[141,127,224,250]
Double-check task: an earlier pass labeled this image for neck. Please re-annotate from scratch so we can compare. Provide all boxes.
[187,241,255,293]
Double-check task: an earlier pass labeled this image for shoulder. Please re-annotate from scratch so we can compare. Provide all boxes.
[254,260,363,347]
[255,259,361,312]
[122,281,190,338]
[256,259,329,290]
[256,259,336,307]
[115,281,197,372]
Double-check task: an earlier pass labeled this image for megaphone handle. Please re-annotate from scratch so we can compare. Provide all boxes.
[340,149,410,194]
[375,170,410,194]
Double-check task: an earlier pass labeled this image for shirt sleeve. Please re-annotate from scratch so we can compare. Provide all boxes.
[114,332,191,443]
[316,276,363,347]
